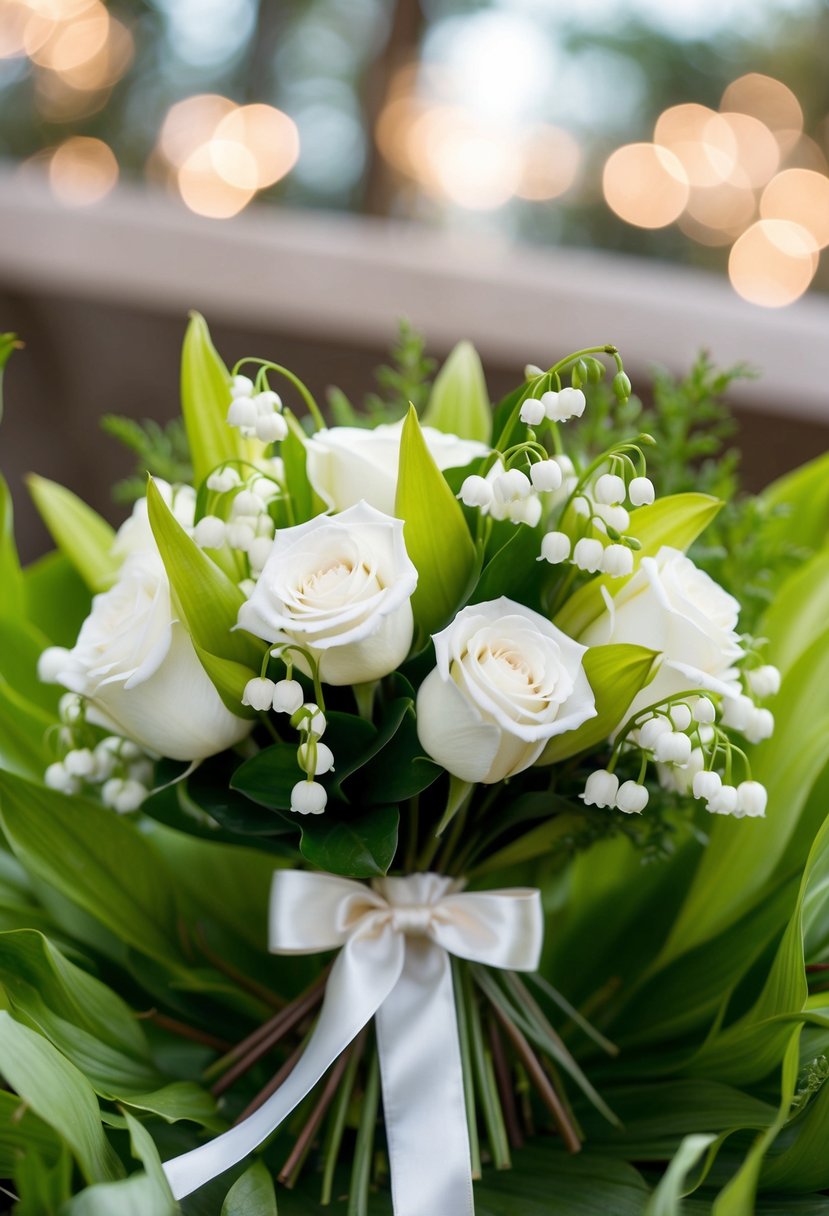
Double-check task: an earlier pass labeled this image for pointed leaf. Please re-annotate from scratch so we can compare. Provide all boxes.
[556,493,722,638]
[221,1161,277,1216]
[0,474,24,620]
[148,477,264,670]
[395,405,477,635]
[192,643,258,719]
[422,340,492,443]
[23,550,91,647]
[180,312,255,484]
[27,475,119,592]
[61,1110,177,1215]
[538,644,657,764]
[644,1134,717,1216]
[0,331,22,423]
[299,803,399,878]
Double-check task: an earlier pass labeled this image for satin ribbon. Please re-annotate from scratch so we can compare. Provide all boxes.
[163,871,543,1214]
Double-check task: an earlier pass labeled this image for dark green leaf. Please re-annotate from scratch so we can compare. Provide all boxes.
[299,803,399,878]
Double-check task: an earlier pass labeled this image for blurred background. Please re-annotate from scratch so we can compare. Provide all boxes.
[2,0,829,558]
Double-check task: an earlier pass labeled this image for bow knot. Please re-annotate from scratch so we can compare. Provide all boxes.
[389,903,436,935]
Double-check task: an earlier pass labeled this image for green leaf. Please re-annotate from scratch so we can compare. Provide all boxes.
[0,1088,63,1176]
[0,1011,122,1184]
[468,520,546,614]
[0,770,181,966]
[180,312,254,485]
[760,548,829,677]
[299,803,399,878]
[421,340,492,443]
[644,1134,717,1216]
[555,493,722,638]
[0,677,53,777]
[283,412,326,523]
[221,1161,277,1216]
[0,473,24,620]
[231,743,305,811]
[27,475,119,593]
[192,644,258,719]
[23,550,91,647]
[0,616,61,714]
[148,477,264,671]
[0,331,22,423]
[538,644,657,764]
[395,405,477,635]
[61,1110,178,1216]
[762,449,829,552]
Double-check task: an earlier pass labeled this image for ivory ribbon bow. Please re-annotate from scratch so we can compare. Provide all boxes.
[163,871,543,1215]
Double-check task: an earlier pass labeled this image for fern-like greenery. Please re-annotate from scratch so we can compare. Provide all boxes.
[100,415,192,504]
[327,319,436,427]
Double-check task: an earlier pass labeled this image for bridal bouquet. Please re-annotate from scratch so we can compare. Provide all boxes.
[2,316,829,1216]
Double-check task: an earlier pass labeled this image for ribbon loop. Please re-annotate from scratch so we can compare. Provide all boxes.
[164,871,543,1213]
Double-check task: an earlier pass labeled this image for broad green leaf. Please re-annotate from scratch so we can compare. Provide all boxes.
[644,1134,717,1216]
[760,548,829,677]
[762,449,829,552]
[23,550,90,647]
[13,1145,73,1216]
[181,311,255,485]
[422,340,492,443]
[299,803,399,878]
[221,1161,277,1216]
[468,519,546,614]
[192,643,258,719]
[0,770,181,966]
[26,474,119,592]
[470,811,586,877]
[231,742,305,810]
[0,1011,122,1184]
[0,1088,63,1176]
[0,676,53,777]
[0,473,24,619]
[555,493,722,638]
[538,644,657,764]
[0,616,61,714]
[61,1110,177,1216]
[283,411,326,523]
[395,405,477,635]
[148,477,264,671]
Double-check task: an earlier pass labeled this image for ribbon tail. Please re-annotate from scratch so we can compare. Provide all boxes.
[376,942,475,1216]
[163,932,404,1200]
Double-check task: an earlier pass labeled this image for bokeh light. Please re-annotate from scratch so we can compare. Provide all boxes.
[760,169,829,249]
[213,105,300,190]
[720,73,803,151]
[48,135,118,206]
[603,143,689,228]
[728,219,817,307]
[516,126,581,202]
[654,104,737,187]
[177,144,256,219]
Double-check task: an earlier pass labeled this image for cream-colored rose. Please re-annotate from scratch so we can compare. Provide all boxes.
[416,598,596,784]
[581,545,743,717]
[305,420,489,516]
[53,552,251,761]
[237,501,418,686]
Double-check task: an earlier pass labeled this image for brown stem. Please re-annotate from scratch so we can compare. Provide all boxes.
[278,1045,355,1188]
[212,971,328,1097]
[487,1015,524,1151]
[806,963,829,972]
[195,925,286,1011]
[487,1000,581,1154]
[139,1009,234,1053]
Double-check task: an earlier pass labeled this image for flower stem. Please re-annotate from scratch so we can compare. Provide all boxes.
[321,1032,366,1205]
[348,1047,380,1216]
[452,960,482,1180]
[463,963,511,1169]
[279,1046,355,1188]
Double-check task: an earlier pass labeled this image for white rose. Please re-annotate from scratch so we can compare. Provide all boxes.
[416,597,596,784]
[112,481,197,561]
[581,545,743,718]
[237,501,418,686]
[305,420,489,516]
[52,552,251,762]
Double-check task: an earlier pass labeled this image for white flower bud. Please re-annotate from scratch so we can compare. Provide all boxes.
[595,474,626,505]
[541,390,562,420]
[193,515,227,549]
[249,476,278,504]
[273,679,304,714]
[63,748,96,779]
[707,784,739,815]
[226,522,256,552]
[59,693,84,724]
[232,491,264,518]
[744,707,774,744]
[549,386,586,420]
[670,703,693,732]
[553,454,575,477]
[601,544,633,578]
[593,503,631,533]
[239,578,257,597]
[253,390,282,414]
[298,741,335,775]
[255,514,275,538]
[291,780,327,815]
[693,696,716,724]
[519,398,546,426]
[639,717,672,750]
[654,731,692,765]
[573,538,604,573]
[580,769,619,808]
[44,762,80,795]
[92,740,118,780]
[37,645,70,684]
[458,475,494,509]
[247,537,274,574]
[720,694,754,732]
[524,364,544,379]
[693,769,722,801]
[207,468,241,493]
[494,469,532,503]
[616,780,649,814]
[629,476,655,506]
[300,702,327,736]
[255,412,289,444]
[747,665,781,699]
[129,758,154,787]
[698,724,715,745]
[242,677,277,711]
[573,497,591,519]
[736,780,767,818]
[231,375,255,397]
[539,531,571,564]
[227,397,257,429]
[505,496,542,527]
[102,777,146,813]
[529,460,563,492]
[120,740,141,761]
